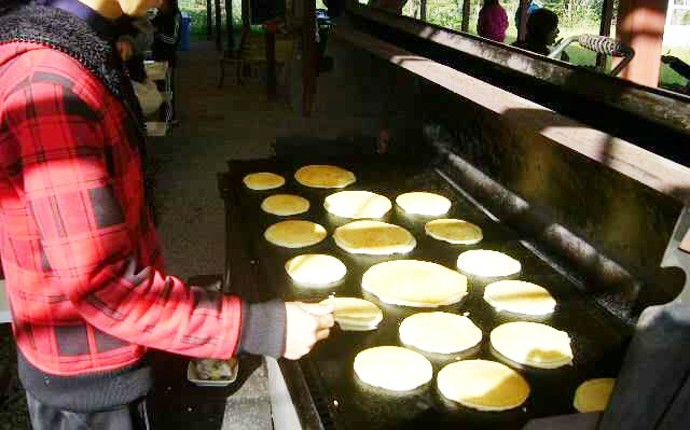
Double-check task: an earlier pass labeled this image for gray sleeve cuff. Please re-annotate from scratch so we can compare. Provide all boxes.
[237,300,286,358]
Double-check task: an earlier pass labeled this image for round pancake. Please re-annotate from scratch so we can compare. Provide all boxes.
[294,165,356,189]
[456,249,521,277]
[425,219,483,245]
[437,360,530,411]
[399,312,482,354]
[333,220,416,255]
[261,194,310,216]
[264,220,327,248]
[573,378,616,413]
[396,192,451,216]
[324,191,392,219]
[362,260,468,307]
[243,172,285,190]
[354,346,433,391]
[490,322,573,369]
[319,297,383,331]
[484,280,557,316]
[285,254,346,286]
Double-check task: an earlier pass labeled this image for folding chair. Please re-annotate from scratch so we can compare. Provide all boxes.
[548,34,635,77]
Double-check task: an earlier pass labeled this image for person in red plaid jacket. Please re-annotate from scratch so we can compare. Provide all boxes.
[0,1,333,428]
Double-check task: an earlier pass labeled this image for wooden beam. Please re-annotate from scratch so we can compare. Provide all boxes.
[345,4,690,136]
[331,26,690,201]
[615,0,669,87]
[596,0,615,70]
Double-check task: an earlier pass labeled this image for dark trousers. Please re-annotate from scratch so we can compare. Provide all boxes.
[26,392,150,430]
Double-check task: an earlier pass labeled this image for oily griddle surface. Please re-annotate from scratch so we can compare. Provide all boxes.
[227,156,631,430]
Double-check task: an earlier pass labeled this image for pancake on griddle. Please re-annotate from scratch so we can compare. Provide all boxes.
[399,312,482,354]
[490,321,573,369]
[333,220,416,255]
[243,172,285,190]
[483,280,556,316]
[573,378,616,413]
[456,249,521,277]
[396,192,451,216]
[294,165,356,189]
[264,220,327,248]
[285,254,346,286]
[362,260,468,307]
[425,218,483,244]
[324,191,392,219]
[437,359,530,411]
[319,297,383,331]
[261,194,310,216]
[354,346,433,391]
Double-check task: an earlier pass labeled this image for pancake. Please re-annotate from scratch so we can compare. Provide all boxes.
[573,378,616,413]
[399,312,482,354]
[354,346,433,391]
[437,360,530,411]
[456,249,521,277]
[362,260,468,307]
[285,254,346,286]
[324,191,392,219]
[264,220,327,248]
[395,192,451,216]
[333,220,416,255]
[484,280,557,316]
[294,165,356,189]
[319,297,383,331]
[425,218,483,245]
[261,194,310,216]
[490,322,573,369]
[243,172,285,190]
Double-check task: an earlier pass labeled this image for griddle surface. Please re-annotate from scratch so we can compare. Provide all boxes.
[226,157,630,429]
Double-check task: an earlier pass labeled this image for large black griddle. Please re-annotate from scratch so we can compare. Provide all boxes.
[220,155,632,430]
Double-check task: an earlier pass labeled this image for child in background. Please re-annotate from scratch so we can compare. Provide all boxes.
[477,0,509,42]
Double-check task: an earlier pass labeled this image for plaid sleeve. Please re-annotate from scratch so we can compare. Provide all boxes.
[4,60,242,360]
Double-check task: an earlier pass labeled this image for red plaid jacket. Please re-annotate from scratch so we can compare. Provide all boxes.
[0,42,242,376]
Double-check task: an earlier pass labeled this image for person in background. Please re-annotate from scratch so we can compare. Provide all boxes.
[117,15,155,83]
[512,8,561,57]
[514,0,541,31]
[477,0,509,43]
[0,1,334,429]
[151,0,181,67]
[151,0,182,121]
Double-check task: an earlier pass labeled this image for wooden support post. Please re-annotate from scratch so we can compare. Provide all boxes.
[517,0,530,42]
[420,0,427,21]
[242,0,251,28]
[615,0,669,87]
[215,0,222,50]
[207,0,213,40]
[302,0,317,116]
[225,0,234,52]
[461,0,471,32]
[596,0,615,70]
[266,31,277,98]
